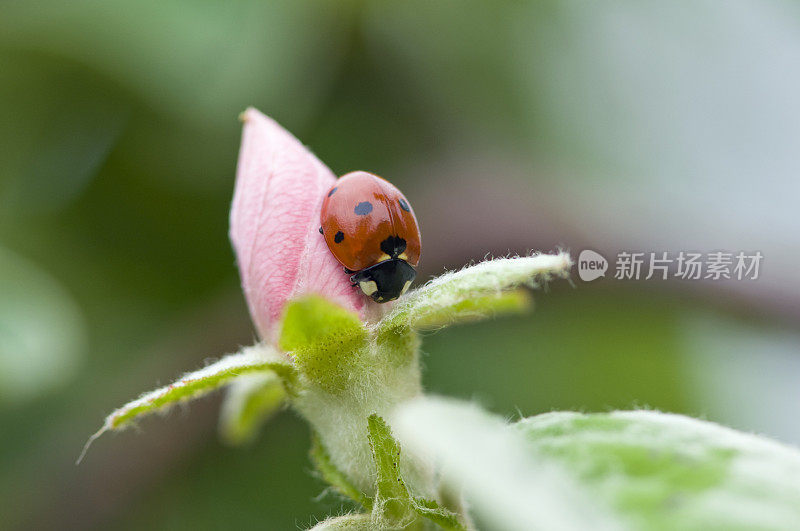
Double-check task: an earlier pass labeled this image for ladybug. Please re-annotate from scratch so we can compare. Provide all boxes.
[320,171,421,303]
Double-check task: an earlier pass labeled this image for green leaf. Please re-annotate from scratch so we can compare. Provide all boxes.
[79,344,293,463]
[279,295,368,393]
[368,414,411,523]
[218,372,286,446]
[367,414,466,530]
[310,432,373,511]
[394,398,800,530]
[514,411,800,530]
[391,397,610,530]
[377,253,571,336]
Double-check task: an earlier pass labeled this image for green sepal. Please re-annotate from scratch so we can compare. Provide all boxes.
[377,253,570,337]
[78,344,293,463]
[410,289,532,330]
[219,373,286,445]
[279,295,368,393]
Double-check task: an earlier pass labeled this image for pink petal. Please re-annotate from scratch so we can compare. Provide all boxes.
[230,108,365,342]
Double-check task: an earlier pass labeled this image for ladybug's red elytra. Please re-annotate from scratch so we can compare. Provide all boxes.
[320,171,421,302]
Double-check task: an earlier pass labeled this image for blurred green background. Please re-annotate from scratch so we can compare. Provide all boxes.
[3,1,800,529]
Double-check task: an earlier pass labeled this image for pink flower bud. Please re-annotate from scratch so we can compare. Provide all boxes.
[230,108,365,341]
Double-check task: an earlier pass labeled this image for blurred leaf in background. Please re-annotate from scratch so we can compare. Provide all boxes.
[0,247,86,403]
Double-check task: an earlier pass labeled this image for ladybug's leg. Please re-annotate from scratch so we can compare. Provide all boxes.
[346,268,359,288]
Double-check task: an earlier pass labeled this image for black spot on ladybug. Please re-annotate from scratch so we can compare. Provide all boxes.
[328,187,337,197]
[380,236,407,258]
[398,198,411,212]
[334,231,345,243]
[354,201,373,216]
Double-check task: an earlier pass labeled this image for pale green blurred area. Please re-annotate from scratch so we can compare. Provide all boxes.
[2,1,799,529]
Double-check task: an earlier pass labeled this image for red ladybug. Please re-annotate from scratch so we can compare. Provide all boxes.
[320,171,421,302]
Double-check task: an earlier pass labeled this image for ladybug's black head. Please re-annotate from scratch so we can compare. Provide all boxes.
[350,259,416,303]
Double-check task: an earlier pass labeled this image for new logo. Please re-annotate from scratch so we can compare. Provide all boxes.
[578,249,608,281]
